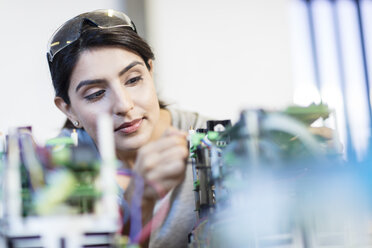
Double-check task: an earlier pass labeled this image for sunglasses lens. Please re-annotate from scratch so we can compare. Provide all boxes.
[47,9,136,62]
[48,18,82,61]
[81,9,136,29]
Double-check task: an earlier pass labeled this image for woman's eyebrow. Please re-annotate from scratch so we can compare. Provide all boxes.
[75,61,144,93]
[75,79,106,93]
[118,61,144,76]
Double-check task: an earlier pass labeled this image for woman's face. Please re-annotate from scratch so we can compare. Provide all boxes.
[60,47,160,153]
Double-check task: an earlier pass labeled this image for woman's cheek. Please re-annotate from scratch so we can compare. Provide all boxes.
[144,85,159,106]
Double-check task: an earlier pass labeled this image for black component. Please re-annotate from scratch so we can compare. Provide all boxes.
[206,120,232,132]
[8,235,41,240]
[195,146,206,165]
[84,232,112,236]
[196,128,208,134]
[83,232,115,248]
[82,244,111,248]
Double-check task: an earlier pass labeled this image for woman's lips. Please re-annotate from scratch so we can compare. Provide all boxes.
[115,118,143,134]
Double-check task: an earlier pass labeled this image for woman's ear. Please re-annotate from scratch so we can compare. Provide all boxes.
[54,96,80,127]
[148,59,154,77]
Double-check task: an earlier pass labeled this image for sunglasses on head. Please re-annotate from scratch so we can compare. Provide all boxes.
[47,9,137,62]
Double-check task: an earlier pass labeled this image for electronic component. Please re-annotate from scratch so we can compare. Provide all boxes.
[0,117,131,248]
[189,104,372,247]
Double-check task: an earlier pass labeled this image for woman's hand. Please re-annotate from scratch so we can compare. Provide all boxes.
[123,127,189,229]
[133,127,189,200]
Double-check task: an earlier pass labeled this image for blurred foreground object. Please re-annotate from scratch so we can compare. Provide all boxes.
[0,117,132,247]
[189,103,372,248]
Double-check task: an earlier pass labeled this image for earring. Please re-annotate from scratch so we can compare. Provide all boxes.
[73,121,79,127]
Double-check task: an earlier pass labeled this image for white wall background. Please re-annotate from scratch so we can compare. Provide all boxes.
[145,0,293,122]
[0,0,294,143]
[0,0,125,144]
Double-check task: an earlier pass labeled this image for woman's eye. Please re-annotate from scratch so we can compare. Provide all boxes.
[84,90,105,101]
[126,76,143,85]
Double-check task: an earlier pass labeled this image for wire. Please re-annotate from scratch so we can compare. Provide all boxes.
[135,196,171,244]
[201,138,212,148]
[116,168,171,244]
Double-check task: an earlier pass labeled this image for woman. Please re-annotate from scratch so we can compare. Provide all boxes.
[47,9,207,247]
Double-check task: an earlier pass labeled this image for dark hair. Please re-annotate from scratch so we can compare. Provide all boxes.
[48,24,167,128]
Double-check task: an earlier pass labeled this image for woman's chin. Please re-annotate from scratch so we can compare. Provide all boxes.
[114,131,151,153]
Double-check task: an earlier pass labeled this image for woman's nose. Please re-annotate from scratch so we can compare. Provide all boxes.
[111,84,134,115]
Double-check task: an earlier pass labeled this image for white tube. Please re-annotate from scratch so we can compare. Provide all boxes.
[97,114,118,221]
